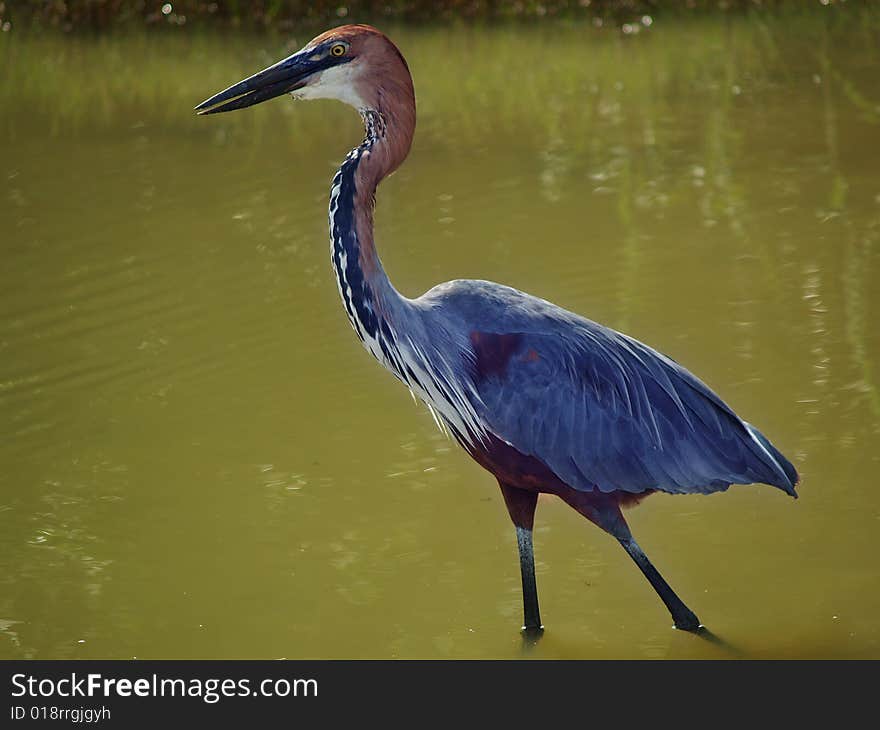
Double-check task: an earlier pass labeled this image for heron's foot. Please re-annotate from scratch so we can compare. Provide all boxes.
[672,610,702,632]
[520,624,544,654]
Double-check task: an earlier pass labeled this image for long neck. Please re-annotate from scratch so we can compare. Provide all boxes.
[328,99,489,449]
[329,107,413,365]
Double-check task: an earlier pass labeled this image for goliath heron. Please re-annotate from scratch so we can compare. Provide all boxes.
[196,25,798,633]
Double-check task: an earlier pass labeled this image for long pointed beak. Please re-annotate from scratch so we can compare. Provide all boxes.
[195,51,317,115]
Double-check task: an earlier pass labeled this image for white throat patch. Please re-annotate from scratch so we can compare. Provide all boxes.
[291,62,366,110]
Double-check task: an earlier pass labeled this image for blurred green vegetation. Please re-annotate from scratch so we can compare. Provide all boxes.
[1,0,878,32]
[1,2,878,142]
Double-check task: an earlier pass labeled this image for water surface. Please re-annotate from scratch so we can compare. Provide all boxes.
[1,15,879,658]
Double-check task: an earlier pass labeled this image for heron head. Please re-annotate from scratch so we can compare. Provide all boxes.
[195,24,412,116]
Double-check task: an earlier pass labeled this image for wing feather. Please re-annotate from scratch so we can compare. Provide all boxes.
[468,324,797,497]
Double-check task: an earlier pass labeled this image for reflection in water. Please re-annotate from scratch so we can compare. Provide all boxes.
[690,627,745,659]
[1,12,879,658]
[520,627,545,656]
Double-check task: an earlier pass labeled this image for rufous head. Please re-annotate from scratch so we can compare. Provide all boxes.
[195,24,414,119]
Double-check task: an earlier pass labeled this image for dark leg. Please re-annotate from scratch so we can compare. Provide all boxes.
[619,537,701,631]
[515,525,543,632]
[557,489,701,631]
[499,483,543,633]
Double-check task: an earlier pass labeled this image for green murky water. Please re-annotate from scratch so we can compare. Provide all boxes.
[2,14,879,659]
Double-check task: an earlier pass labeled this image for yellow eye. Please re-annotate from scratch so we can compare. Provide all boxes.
[330,44,346,57]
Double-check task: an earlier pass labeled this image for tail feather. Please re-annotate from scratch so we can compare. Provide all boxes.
[744,422,799,497]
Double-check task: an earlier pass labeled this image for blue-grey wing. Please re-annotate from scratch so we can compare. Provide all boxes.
[467,326,798,497]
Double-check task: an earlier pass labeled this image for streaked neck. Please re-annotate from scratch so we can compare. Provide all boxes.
[327,105,489,450]
[328,109,407,364]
